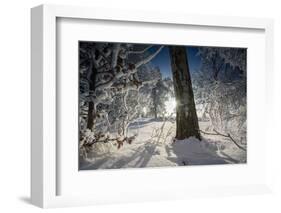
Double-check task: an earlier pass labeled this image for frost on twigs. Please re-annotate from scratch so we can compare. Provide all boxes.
[193,47,247,144]
[79,128,138,159]
[79,42,164,158]
[150,113,175,145]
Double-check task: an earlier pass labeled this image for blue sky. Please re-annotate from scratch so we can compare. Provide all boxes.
[150,46,201,79]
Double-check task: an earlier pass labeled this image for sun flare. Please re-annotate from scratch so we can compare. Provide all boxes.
[165,97,176,116]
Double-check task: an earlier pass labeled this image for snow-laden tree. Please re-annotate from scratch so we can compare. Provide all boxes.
[197,47,246,81]
[151,79,169,118]
[79,42,164,154]
[193,47,246,142]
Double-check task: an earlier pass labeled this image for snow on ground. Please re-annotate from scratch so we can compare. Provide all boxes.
[80,118,246,170]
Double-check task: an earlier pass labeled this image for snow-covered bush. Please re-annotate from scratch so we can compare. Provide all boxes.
[192,47,247,143]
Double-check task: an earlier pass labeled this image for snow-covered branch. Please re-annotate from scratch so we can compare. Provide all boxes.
[127,45,153,54]
[198,129,246,151]
[111,43,121,68]
[136,46,164,68]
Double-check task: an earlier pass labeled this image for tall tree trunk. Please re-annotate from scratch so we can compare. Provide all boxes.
[152,87,158,119]
[86,54,97,131]
[169,46,201,140]
[87,102,95,130]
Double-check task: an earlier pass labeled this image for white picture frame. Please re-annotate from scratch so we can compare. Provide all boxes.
[31,4,274,208]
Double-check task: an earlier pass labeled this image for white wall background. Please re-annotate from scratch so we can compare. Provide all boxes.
[0,0,280,212]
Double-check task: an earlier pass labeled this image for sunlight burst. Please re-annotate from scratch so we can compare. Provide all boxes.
[165,97,176,116]
[143,107,147,115]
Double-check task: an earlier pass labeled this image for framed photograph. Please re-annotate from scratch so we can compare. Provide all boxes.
[78,41,247,170]
[31,4,274,208]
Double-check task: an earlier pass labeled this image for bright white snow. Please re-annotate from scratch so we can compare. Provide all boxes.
[80,118,246,170]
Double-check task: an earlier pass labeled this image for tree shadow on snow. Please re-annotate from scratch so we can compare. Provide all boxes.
[167,137,231,166]
[109,143,157,168]
[80,143,158,170]
[79,136,243,170]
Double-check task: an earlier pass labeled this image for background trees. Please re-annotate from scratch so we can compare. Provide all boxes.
[192,47,247,142]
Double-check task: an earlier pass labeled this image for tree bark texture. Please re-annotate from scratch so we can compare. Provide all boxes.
[169,46,201,140]
[86,56,97,131]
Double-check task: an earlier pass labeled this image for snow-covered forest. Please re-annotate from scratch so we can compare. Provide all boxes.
[79,42,247,170]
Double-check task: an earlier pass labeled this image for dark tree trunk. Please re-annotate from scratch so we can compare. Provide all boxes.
[87,102,95,130]
[169,46,201,140]
[86,55,97,131]
[151,87,158,119]
[153,105,157,119]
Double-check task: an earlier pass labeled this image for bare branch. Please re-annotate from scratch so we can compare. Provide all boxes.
[198,129,246,151]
